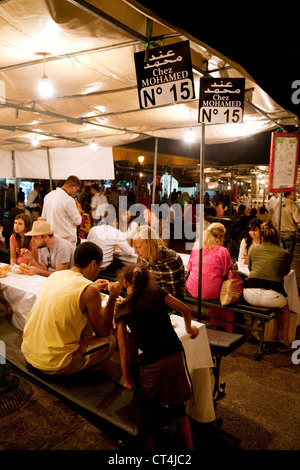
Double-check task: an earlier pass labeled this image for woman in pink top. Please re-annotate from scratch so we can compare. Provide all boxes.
[10,213,33,265]
[216,200,224,217]
[186,222,234,331]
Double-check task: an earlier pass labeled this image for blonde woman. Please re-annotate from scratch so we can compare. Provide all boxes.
[186,223,234,331]
[132,225,186,300]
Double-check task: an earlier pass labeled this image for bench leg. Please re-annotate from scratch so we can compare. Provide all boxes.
[211,355,226,401]
[254,320,266,360]
[0,364,19,395]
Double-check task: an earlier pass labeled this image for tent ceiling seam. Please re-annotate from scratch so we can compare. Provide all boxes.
[0,101,84,125]
[66,0,158,46]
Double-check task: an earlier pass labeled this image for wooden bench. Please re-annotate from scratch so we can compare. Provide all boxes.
[0,318,171,449]
[185,295,281,360]
[206,328,245,400]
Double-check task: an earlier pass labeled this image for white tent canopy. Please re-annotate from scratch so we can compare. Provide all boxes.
[0,145,114,180]
[0,0,298,157]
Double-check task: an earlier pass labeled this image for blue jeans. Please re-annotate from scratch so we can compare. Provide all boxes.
[279,234,296,262]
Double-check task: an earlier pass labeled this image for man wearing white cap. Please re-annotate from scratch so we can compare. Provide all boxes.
[22,220,74,277]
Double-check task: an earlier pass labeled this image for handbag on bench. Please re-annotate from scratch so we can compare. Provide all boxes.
[220,263,247,306]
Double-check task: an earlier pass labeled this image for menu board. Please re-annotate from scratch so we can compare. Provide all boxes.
[268,132,299,192]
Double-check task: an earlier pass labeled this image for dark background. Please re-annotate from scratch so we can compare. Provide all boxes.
[137,1,300,120]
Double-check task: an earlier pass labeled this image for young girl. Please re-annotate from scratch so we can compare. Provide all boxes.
[115,264,199,450]
[9,213,33,265]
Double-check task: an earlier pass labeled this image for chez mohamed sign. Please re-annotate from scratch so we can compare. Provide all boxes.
[134,40,195,109]
[199,77,245,124]
[134,41,246,126]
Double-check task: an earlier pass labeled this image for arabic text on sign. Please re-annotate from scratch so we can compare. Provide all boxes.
[144,49,183,69]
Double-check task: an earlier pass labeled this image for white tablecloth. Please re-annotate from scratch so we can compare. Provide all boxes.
[0,263,46,330]
[171,314,215,423]
[179,252,190,271]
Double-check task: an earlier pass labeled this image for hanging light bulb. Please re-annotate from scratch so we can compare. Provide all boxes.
[31,135,39,147]
[39,74,53,97]
[90,140,98,150]
[185,111,195,143]
[185,128,195,143]
[38,54,53,98]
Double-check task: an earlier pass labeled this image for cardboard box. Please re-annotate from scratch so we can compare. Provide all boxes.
[252,312,298,343]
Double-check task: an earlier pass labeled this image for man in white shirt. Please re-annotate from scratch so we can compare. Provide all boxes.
[87,216,136,274]
[90,183,108,226]
[41,175,82,247]
[22,220,75,277]
[267,193,279,221]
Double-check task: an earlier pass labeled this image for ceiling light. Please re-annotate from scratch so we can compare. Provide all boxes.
[31,136,39,147]
[90,140,98,150]
[38,54,53,98]
[185,128,195,143]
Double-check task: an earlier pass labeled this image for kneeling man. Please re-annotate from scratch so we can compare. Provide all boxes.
[21,242,121,376]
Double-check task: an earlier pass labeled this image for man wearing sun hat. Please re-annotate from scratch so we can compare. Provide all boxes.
[22,220,75,277]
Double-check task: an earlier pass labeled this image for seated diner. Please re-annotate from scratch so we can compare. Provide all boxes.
[238,217,262,266]
[9,213,34,266]
[243,223,291,351]
[21,220,74,277]
[186,222,234,332]
[21,242,121,376]
[132,225,186,300]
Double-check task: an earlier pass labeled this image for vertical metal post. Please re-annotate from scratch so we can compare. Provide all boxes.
[12,151,17,204]
[197,123,205,322]
[152,137,158,205]
[169,166,173,196]
[46,147,53,191]
[278,192,283,231]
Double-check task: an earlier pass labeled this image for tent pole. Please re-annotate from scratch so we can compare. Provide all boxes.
[278,192,283,231]
[152,137,158,205]
[169,166,173,196]
[46,147,53,191]
[197,123,205,322]
[12,150,17,205]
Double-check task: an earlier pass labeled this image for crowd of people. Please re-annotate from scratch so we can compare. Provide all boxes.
[1,175,299,449]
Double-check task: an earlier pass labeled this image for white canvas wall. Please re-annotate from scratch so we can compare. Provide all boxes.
[8,146,114,180]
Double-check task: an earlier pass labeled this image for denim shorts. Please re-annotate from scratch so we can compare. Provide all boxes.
[243,288,287,309]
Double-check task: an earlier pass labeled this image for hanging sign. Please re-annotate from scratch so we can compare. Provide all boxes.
[134,40,195,109]
[268,132,299,192]
[198,77,245,124]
